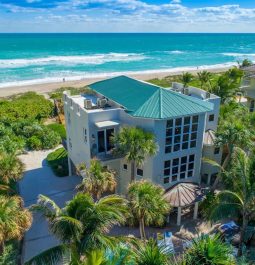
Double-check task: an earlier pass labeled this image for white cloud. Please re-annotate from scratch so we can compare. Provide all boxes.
[1,0,255,32]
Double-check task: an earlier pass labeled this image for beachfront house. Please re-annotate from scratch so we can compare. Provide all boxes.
[238,65,255,112]
[63,76,221,196]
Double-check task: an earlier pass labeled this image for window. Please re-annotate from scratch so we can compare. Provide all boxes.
[175,118,182,126]
[163,154,195,183]
[209,114,215,122]
[190,141,196,148]
[184,116,190,125]
[137,168,143,177]
[123,164,128,170]
[193,115,199,123]
[83,128,87,143]
[164,177,169,184]
[172,175,178,182]
[214,147,220,154]
[97,128,115,153]
[165,115,198,153]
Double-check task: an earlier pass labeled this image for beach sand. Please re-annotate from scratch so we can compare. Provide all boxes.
[0,66,231,98]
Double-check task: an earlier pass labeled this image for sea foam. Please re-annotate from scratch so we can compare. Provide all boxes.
[0,53,146,68]
[0,61,238,89]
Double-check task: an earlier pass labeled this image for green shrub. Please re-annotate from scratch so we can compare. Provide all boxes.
[27,136,42,150]
[0,242,19,265]
[46,123,66,139]
[47,147,68,177]
[0,92,54,122]
[40,130,61,149]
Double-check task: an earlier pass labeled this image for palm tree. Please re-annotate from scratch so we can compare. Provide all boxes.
[241,59,253,68]
[127,180,170,240]
[227,67,244,83]
[0,152,24,185]
[76,159,116,200]
[134,238,171,265]
[211,121,252,190]
[209,148,255,256]
[212,74,239,103]
[0,195,32,254]
[112,127,157,182]
[181,72,193,88]
[27,193,128,264]
[180,234,235,265]
[197,71,212,90]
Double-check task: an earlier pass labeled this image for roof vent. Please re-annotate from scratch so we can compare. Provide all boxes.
[84,99,92,109]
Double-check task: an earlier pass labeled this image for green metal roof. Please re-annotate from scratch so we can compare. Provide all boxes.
[89,76,213,119]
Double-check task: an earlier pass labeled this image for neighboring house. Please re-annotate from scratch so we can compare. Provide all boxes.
[239,66,255,112]
[63,76,221,194]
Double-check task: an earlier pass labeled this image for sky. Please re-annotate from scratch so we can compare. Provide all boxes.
[0,0,255,33]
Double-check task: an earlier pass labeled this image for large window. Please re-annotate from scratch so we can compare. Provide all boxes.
[97,128,114,153]
[165,116,198,153]
[163,154,195,184]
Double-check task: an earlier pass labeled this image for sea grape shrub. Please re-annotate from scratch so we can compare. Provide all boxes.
[0,92,54,122]
[0,120,61,153]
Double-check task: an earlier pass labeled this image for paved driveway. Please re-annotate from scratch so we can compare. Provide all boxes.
[19,148,80,264]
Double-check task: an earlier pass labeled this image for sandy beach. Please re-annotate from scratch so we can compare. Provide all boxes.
[0,66,232,98]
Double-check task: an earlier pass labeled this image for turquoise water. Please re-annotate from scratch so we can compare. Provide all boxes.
[0,33,255,87]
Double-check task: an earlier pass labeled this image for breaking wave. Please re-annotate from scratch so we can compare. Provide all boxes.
[0,53,147,68]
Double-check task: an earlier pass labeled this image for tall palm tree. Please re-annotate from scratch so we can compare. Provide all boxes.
[180,234,235,265]
[181,72,193,88]
[209,148,255,256]
[0,152,24,185]
[212,74,239,103]
[112,127,157,182]
[127,180,170,240]
[134,238,171,265]
[76,159,116,200]
[197,71,212,90]
[0,195,32,254]
[212,121,252,190]
[27,193,128,265]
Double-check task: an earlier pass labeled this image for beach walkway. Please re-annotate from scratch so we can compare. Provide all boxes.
[18,148,80,263]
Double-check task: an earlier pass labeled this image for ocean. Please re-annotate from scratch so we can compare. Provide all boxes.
[0,33,255,88]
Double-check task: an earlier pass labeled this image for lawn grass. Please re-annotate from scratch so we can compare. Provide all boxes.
[47,123,66,139]
[47,147,69,177]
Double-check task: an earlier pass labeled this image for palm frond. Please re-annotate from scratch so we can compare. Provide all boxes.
[25,245,68,265]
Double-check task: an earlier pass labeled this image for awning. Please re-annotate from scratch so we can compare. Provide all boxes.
[95,120,119,128]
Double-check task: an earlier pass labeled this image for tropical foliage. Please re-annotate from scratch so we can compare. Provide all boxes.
[0,195,32,255]
[181,72,193,88]
[27,193,128,264]
[197,71,212,90]
[209,148,255,256]
[128,180,170,239]
[0,92,53,122]
[134,238,171,265]
[180,234,235,265]
[77,159,117,199]
[112,127,157,182]
[46,147,69,177]
[0,152,24,185]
